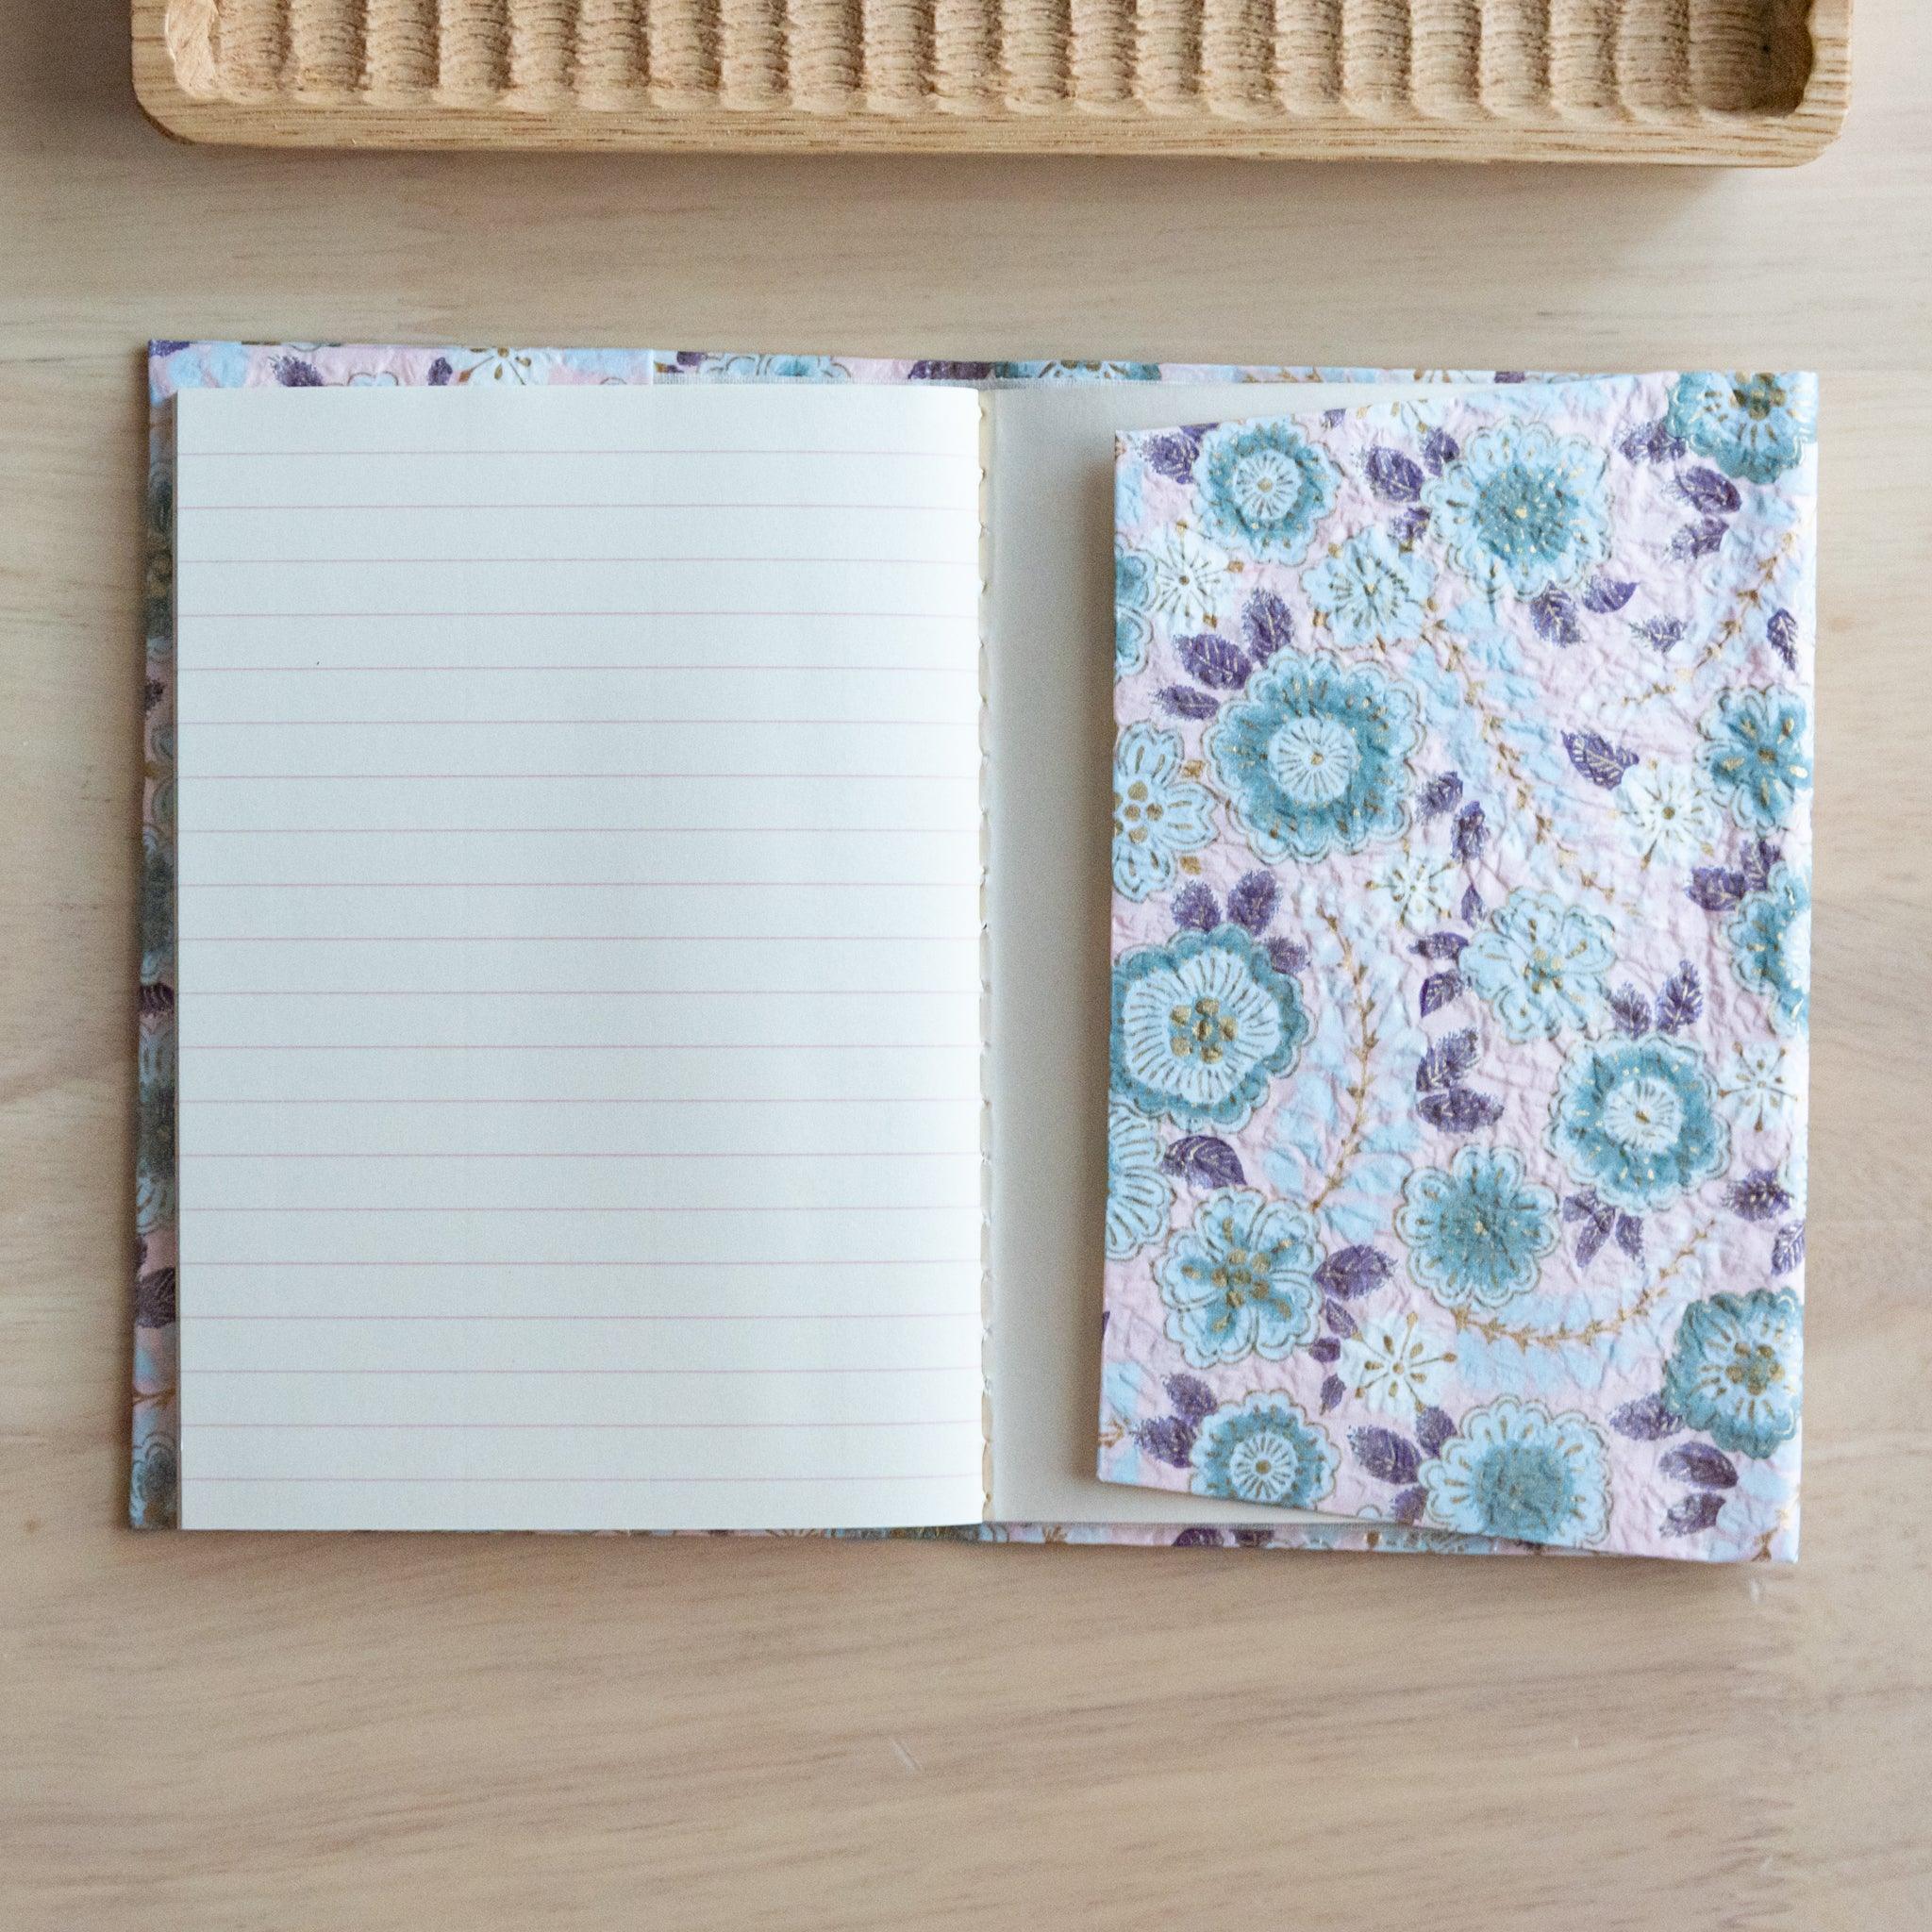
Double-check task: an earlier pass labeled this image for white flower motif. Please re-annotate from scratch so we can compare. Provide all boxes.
[1617,762,1723,867]
[1374,852,1459,931]
[1144,525,1238,634]
[1338,1310,1456,1419]
[1718,1041,1799,1133]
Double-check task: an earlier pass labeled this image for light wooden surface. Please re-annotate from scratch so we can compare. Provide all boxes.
[5,0,1931,1924]
[130,0,1851,164]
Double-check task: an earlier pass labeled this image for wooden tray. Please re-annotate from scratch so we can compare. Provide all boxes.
[134,0,1850,161]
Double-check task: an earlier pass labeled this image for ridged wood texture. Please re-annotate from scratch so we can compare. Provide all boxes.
[138,0,1850,159]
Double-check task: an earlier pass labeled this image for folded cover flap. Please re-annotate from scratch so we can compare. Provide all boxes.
[1100,375,1815,1561]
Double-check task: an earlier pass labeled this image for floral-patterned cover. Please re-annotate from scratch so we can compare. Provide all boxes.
[135,345,1807,1562]
[1102,375,1815,1562]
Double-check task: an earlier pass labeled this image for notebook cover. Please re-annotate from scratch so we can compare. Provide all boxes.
[1099,375,1815,1561]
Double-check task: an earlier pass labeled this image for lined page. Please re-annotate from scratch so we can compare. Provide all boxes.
[172,382,987,1531]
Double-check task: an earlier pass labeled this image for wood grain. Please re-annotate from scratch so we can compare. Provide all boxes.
[4,0,1932,1923]
[129,0,1853,161]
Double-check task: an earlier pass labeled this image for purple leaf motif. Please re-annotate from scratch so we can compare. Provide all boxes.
[1158,685,1220,721]
[1660,1443,1740,1490]
[1767,608,1799,670]
[1322,1297,1358,1339]
[1177,632,1250,690]
[1458,884,1483,925]
[1416,1029,1480,1093]
[1609,986,1653,1037]
[1563,730,1640,790]
[1670,518,1729,563]
[1656,961,1703,1033]
[1365,447,1424,502]
[1634,616,1688,654]
[1583,574,1638,614]
[1452,802,1488,862]
[1613,1213,1644,1260]
[1320,1374,1346,1414]
[1772,1221,1807,1275]
[1415,931,1468,961]
[1266,937,1310,976]
[426,357,454,386]
[1173,1526,1225,1548]
[1421,428,1459,475]
[1164,1374,1218,1424]
[1417,1088,1504,1133]
[1161,1135,1245,1190]
[1241,590,1295,663]
[1416,1407,1456,1458]
[1726,1169,1794,1223]
[1172,882,1219,932]
[1609,1393,1684,1441]
[1226,871,1279,935]
[1662,1491,1727,1537]
[1133,1416,1198,1468]
[1420,972,1462,1018]
[1619,419,1688,465]
[1677,466,1742,516]
[1314,1245,1393,1300]
[1387,1486,1427,1526]
[1421,772,1464,819]
[1528,589,1581,645]
[1142,426,1204,483]
[1688,866,1745,912]
[1308,1337,1341,1365]
[1350,1427,1422,1487]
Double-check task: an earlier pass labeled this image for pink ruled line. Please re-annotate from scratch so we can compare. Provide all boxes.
[190,1312,972,1321]
[184,1474,981,1483]
[186,502,974,513]
[181,1150,968,1159]
[185,1043,968,1052]
[183,447,977,459]
[179,611,975,622]
[191,1418,979,1427]
[191,1365,981,1374]
[188,558,977,568]
[191,1257,966,1266]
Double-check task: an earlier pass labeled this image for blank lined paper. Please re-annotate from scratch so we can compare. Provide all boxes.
[173,382,988,1531]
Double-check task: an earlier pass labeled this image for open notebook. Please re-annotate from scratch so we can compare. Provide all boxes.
[147,350,1815,1559]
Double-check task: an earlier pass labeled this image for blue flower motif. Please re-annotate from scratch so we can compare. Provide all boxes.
[1206,652,1421,865]
[1111,924,1310,1133]
[1661,1288,1803,1459]
[1396,1147,1559,1311]
[1699,688,1811,831]
[1665,372,1816,485]
[1420,420,1612,599]
[1306,525,1433,649]
[1157,1186,1323,1366]
[1460,889,1617,1040]
[1106,1101,1174,1261]
[1112,722,1216,901]
[1191,1391,1337,1507]
[1727,862,1810,1037]
[1193,419,1339,564]
[1546,1035,1731,1214]
[1116,541,1155,675]
[1421,1396,1611,1545]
